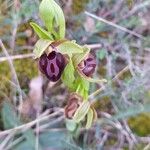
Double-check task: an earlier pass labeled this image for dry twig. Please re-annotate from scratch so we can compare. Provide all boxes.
[89,65,129,100]
[0,109,64,137]
[85,11,144,39]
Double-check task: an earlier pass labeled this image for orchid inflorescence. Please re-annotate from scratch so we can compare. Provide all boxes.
[31,0,106,131]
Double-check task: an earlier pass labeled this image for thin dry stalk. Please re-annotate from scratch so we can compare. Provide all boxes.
[89,65,129,100]
[0,109,64,137]
[0,44,102,63]
[85,11,144,39]
[0,133,14,149]
[0,39,23,112]
[0,53,34,63]
[35,111,40,150]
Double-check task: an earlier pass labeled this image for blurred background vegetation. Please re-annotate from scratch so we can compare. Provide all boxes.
[0,0,150,149]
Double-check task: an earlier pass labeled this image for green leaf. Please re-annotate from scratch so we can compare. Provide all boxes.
[24,130,39,150]
[61,59,75,89]
[12,140,34,150]
[1,101,21,129]
[57,41,83,55]
[40,130,82,150]
[65,119,77,132]
[86,108,94,129]
[33,39,53,58]
[30,22,53,40]
[1,102,38,150]
[72,46,90,67]
[39,0,65,39]
[111,103,150,120]
[39,130,67,149]
[11,131,39,150]
[73,101,90,123]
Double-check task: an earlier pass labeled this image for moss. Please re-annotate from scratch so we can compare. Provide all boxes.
[14,58,38,87]
[0,62,11,101]
[72,0,89,14]
[93,96,113,114]
[16,37,27,46]
[97,65,107,77]
[104,136,118,148]
[128,113,150,136]
[0,58,38,101]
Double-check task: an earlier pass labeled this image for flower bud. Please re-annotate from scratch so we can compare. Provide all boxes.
[65,93,82,119]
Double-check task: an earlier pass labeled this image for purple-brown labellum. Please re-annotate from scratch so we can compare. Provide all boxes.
[39,51,66,82]
[65,93,82,119]
[78,54,96,77]
[39,53,47,74]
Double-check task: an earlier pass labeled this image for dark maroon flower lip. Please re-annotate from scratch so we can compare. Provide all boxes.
[39,53,47,74]
[39,51,66,82]
[78,53,96,77]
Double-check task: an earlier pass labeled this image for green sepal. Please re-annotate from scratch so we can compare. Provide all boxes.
[72,45,90,67]
[61,59,75,89]
[30,22,53,40]
[56,41,83,56]
[73,101,90,123]
[33,39,53,58]
[78,70,107,83]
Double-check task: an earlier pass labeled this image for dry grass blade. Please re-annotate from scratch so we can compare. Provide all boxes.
[85,11,144,39]
[89,65,129,100]
[0,132,14,149]
[0,109,64,137]
[0,39,23,113]
[35,112,40,150]
[0,44,101,63]
[0,53,34,63]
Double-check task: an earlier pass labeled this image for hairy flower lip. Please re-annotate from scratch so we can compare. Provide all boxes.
[39,51,66,82]
[39,53,48,74]
[78,53,96,77]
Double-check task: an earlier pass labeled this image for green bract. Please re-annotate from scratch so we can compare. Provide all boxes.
[31,0,107,130]
[86,108,94,129]
[39,0,65,39]
[73,101,90,123]
[75,76,90,100]
[61,59,75,89]
[30,22,53,40]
